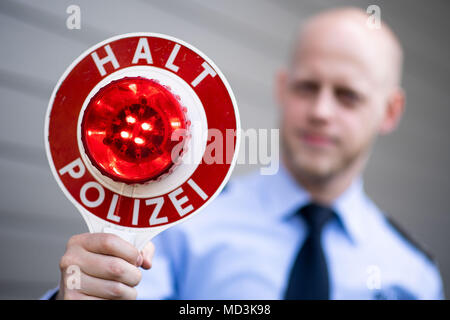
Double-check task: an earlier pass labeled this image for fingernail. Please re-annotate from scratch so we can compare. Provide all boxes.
[136,254,143,266]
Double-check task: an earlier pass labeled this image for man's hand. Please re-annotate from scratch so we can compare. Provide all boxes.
[56,233,155,300]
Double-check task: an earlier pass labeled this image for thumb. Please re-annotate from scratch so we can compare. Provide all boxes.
[140,241,155,270]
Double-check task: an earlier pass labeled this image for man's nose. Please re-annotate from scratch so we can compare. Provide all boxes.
[309,87,336,123]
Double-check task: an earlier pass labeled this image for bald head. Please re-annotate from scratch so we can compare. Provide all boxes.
[277,7,406,191]
[291,7,403,88]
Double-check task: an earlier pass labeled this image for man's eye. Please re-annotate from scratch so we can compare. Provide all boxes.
[335,87,360,106]
[290,80,319,96]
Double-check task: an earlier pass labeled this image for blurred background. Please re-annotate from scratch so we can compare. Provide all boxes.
[0,0,448,299]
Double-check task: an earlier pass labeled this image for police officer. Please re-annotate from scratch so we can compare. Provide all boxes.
[45,7,443,300]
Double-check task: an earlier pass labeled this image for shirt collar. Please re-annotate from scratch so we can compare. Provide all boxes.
[262,163,368,245]
[263,163,310,220]
[331,176,368,244]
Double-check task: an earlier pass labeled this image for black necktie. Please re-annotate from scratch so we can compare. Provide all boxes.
[284,203,335,300]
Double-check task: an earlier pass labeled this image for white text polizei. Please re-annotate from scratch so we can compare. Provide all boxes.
[58,157,209,226]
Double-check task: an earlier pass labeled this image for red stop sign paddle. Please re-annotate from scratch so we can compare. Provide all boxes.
[45,33,240,249]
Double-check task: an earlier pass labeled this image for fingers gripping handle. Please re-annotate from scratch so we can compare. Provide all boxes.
[79,208,157,251]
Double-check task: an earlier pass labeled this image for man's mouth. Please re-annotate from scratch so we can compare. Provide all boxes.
[298,130,337,148]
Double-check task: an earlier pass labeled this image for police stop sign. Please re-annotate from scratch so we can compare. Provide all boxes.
[45,33,240,249]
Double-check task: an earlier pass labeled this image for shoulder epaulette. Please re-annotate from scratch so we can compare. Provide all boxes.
[384,214,435,263]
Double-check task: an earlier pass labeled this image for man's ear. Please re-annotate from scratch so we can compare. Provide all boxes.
[379,87,405,135]
[275,67,289,109]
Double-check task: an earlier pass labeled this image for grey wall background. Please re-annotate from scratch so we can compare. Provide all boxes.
[0,0,448,299]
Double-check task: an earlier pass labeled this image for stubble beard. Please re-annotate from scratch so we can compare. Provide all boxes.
[281,129,370,188]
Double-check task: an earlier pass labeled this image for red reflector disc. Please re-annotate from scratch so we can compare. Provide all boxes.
[81,77,188,184]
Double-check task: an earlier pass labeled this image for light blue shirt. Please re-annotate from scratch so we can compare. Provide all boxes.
[42,165,444,299]
[136,165,444,299]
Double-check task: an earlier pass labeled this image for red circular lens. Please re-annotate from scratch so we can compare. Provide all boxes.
[81,77,188,184]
